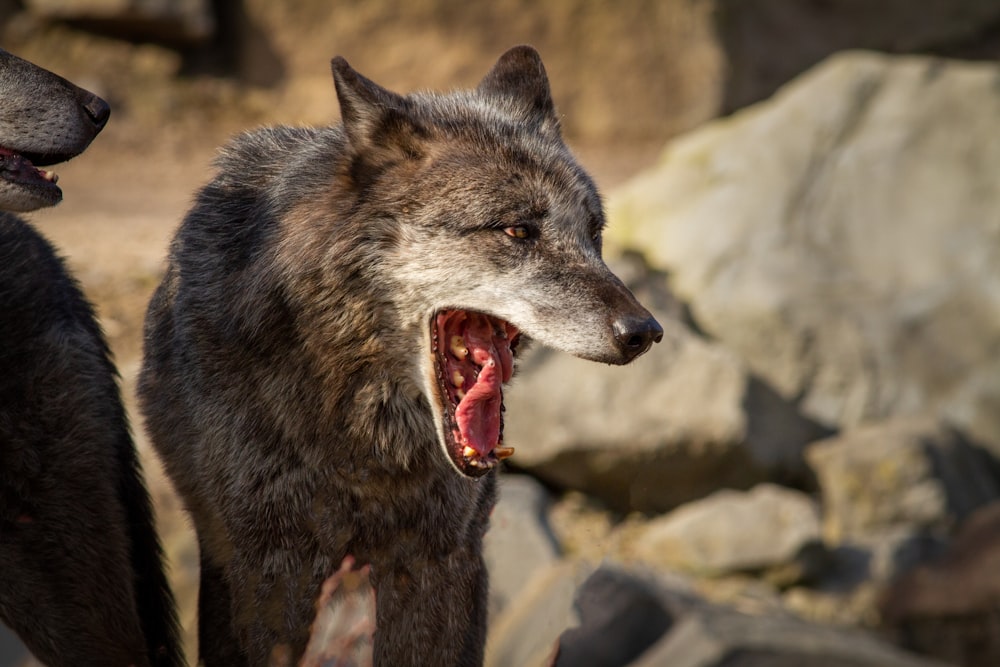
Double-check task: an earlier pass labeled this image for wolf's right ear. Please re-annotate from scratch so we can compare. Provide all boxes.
[331,56,417,154]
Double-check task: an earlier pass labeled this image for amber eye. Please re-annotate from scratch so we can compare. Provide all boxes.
[504,226,530,239]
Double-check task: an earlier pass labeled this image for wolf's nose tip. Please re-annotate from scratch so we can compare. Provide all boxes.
[81,93,111,131]
[613,314,663,362]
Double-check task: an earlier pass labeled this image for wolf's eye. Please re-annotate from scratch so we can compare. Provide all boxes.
[504,225,530,240]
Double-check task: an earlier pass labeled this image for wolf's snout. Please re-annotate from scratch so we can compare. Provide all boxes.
[80,91,110,131]
[613,313,663,363]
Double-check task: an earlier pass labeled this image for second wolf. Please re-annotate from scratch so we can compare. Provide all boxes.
[139,45,661,665]
[0,48,182,666]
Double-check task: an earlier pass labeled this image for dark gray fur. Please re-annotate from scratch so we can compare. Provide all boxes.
[139,45,660,666]
[0,48,183,667]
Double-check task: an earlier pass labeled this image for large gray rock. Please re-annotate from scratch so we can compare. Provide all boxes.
[609,52,1000,454]
[634,484,822,578]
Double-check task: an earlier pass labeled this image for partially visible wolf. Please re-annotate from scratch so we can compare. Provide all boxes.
[0,48,183,667]
[140,45,661,666]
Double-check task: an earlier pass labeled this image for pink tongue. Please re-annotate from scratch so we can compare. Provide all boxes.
[449,313,514,457]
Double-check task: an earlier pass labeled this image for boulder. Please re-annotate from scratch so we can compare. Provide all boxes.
[881,501,1000,667]
[633,484,823,579]
[609,52,1000,455]
[553,566,676,667]
[806,418,999,545]
[484,474,560,619]
[484,562,592,667]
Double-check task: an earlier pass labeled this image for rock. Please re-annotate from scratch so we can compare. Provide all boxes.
[24,0,214,43]
[806,418,999,545]
[715,0,1000,111]
[0,624,32,667]
[543,564,947,667]
[609,52,1000,454]
[634,484,823,579]
[881,501,1000,667]
[553,566,677,667]
[484,562,592,667]
[506,255,829,513]
[633,602,951,667]
[484,474,560,620]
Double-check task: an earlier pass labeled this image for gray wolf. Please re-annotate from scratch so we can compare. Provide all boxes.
[139,45,661,666]
[0,48,183,667]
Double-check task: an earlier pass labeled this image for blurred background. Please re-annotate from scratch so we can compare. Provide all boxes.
[3,1,1000,665]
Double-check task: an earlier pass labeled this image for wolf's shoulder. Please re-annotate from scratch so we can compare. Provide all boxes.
[210,124,345,192]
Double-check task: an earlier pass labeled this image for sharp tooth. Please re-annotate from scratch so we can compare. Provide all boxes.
[495,446,515,460]
[452,370,464,388]
[456,388,465,400]
[450,335,468,359]
[42,170,57,183]
[463,445,477,458]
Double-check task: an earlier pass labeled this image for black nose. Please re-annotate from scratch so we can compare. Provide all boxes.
[613,313,663,363]
[80,92,111,131]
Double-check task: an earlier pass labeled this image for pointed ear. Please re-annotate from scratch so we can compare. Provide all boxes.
[477,45,559,134]
[331,56,421,155]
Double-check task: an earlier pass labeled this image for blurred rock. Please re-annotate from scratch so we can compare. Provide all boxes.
[24,0,213,43]
[0,624,31,667]
[633,484,823,580]
[610,52,1000,456]
[633,601,951,667]
[541,564,947,667]
[506,255,829,513]
[553,566,676,667]
[806,418,999,545]
[716,0,1000,112]
[483,474,560,620]
[881,501,1000,667]
[484,562,591,667]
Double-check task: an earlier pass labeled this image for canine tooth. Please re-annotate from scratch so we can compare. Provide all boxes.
[450,335,468,359]
[43,170,57,183]
[495,446,515,460]
[463,445,477,458]
[456,389,465,400]
[452,370,464,388]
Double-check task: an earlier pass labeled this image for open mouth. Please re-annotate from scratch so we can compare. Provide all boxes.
[0,146,63,198]
[431,309,521,477]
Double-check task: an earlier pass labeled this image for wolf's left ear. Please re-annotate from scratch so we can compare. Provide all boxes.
[331,56,422,156]
[477,45,560,136]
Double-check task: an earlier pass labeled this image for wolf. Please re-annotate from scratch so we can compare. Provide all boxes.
[0,48,183,667]
[139,45,662,666]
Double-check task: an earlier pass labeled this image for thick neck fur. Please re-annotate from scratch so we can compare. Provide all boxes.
[203,125,438,475]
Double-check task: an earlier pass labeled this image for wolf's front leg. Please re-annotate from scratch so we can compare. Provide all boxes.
[373,551,489,667]
[224,549,329,667]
